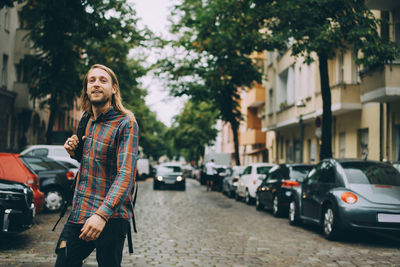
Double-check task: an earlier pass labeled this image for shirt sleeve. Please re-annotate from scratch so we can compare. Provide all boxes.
[95,117,139,220]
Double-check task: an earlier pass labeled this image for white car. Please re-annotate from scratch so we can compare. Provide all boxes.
[236,163,275,205]
[20,145,80,175]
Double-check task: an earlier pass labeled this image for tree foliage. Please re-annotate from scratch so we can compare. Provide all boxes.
[159,0,265,165]
[13,0,167,159]
[168,100,218,163]
[251,0,399,159]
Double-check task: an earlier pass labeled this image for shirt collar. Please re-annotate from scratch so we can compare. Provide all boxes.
[91,106,115,122]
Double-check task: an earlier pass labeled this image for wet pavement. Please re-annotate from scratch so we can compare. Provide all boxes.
[0,178,399,267]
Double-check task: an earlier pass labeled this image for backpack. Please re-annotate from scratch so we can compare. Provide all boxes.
[52,113,138,254]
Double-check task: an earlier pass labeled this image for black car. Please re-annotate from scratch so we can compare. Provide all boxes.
[288,159,400,240]
[153,163,185,190]
[0,179,35,233]
[256,164,313,216]
[20,156,75,212]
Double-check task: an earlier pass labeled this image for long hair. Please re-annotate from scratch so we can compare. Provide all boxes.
[80,64,134,118]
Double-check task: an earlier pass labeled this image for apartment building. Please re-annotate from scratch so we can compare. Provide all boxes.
[0,4,80,152]
[262,1,400,164]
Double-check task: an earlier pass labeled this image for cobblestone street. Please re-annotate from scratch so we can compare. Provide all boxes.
[0,178,399,267]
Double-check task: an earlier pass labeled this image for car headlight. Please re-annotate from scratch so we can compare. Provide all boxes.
[157,176,163,181]
[176,176,183,182]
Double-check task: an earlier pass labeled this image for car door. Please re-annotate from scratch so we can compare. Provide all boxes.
[302,161,336,220]
[301,164,322,219]
[263,168,282,208]
[238,166,252,196]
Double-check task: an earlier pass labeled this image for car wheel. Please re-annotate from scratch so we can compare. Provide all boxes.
[288,199,301,226]
[245,190,253,205]
[256,194,264,211]
[322,205,342,240]
[272,195,282,217]
[235,191,241,201]
[44,188,65,212]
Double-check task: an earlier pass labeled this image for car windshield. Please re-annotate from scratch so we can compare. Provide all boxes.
[158,166,181,173]
[21,157,66,172]
[342,162,400,186]
[257,166,271,175]
[290,166,313,182]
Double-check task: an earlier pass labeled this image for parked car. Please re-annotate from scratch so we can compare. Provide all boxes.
[0,179,35,233]
[222,166,245,198]
[0,153,44,214]
[288,159,400,240]
[391,161,400,172]
[20,145,80,175]
[213,165,230,192]
[153,163,185,190]
[256,164,313,216]
[20,156,75,212]
[236,163,275,204]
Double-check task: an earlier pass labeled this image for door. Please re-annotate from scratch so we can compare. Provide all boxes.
[301,164,321,219]
[263,169,282,208]
[238,166,252,197]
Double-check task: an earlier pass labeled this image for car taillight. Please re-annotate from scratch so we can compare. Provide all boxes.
[66,171,75,181]
[341,192,358,204]
[27,173,40,187]
[281,180,300,188]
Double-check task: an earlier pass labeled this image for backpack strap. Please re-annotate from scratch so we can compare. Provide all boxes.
[52,113,90,231]
[127,163,138,254]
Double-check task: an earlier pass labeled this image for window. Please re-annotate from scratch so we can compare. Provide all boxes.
[256,166,272,175]
[338,52,344,84]
[4,7,10,32]
[293,139,301,163]
[1,54,8,87]
[339,132,345,158]
[286,140,293,163]
[31,148,49,157]
[243,166,252,175]
[342,162,400,186]
[318,162,336,184]
[268,88,273,114]
[358,128,369,159]
[276,67,294,109]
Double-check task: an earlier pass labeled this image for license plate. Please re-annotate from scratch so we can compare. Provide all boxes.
[164,180,175,184]
[377,213,400,223]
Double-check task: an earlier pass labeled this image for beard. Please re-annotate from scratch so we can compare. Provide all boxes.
[89,94,110,107]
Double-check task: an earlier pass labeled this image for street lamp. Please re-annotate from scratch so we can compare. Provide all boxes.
[296,99,306,163]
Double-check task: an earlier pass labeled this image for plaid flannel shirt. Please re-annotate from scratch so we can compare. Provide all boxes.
[68,107,139,223]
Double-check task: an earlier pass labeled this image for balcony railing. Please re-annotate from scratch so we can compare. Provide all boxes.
[246,83,266,108]
[360,63,400,103]
[240,129,266,146]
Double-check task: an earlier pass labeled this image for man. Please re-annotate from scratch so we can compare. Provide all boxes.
[55,64,139,267]
[205,159,216,191]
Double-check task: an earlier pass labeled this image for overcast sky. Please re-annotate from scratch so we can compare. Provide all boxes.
[130,0,185,127]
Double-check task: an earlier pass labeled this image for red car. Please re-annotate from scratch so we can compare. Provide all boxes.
[0,153,44,214]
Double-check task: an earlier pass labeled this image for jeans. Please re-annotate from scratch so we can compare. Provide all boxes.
[55,219,129,267]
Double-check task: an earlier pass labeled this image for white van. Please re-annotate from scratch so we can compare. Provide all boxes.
[136,158,150,180]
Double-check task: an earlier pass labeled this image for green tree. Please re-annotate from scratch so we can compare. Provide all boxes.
[251,0,399,159]
[160,0,263,165]
[169,100,218,164]
[20,0,147,144]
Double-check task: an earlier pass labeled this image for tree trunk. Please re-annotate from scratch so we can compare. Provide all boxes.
[318,53,333,160]
[229,119,241,165]
[46,94,57,144]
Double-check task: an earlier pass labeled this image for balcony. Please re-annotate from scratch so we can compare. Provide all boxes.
[240,129,266,146]
[13,82,34,111]
[246,83,265,108]
[14,29,32,64]
[360,63,400,103]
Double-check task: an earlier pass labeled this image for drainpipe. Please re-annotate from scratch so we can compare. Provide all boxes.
[380,103,383,161]
[386,103,390,160]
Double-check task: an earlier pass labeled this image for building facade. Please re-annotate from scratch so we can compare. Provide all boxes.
[0,3,80,152]
[261,1,400,164]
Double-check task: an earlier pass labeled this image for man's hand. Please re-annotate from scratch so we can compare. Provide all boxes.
[64,135,86,157]
[79,214,106,242]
